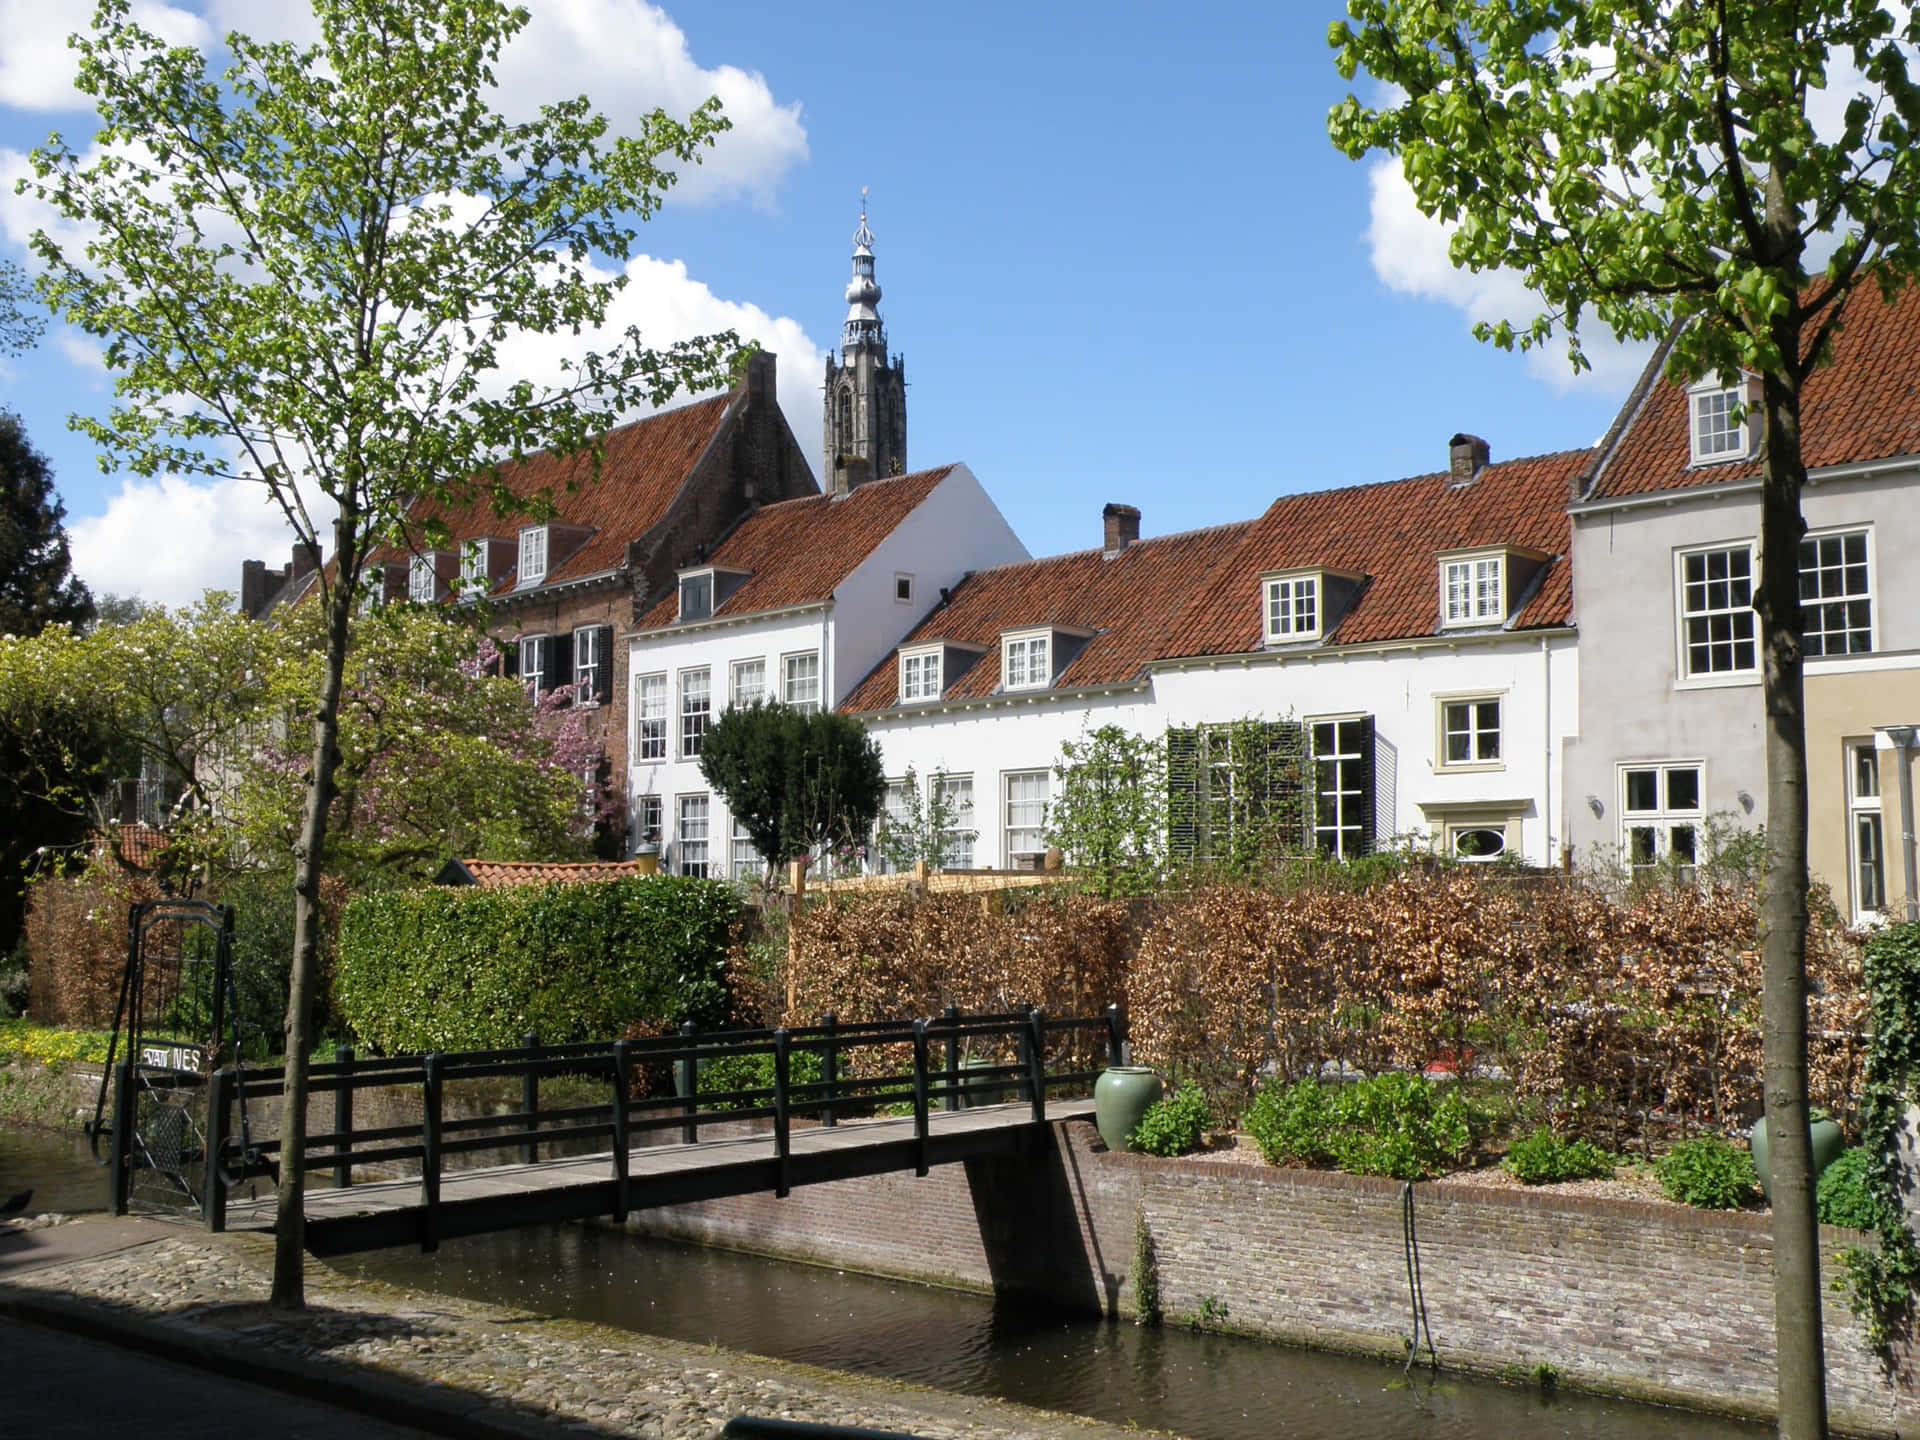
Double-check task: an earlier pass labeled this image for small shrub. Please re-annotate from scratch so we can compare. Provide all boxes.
[0,1018,113,1067]
[1504,1127,1615,1185]
[1244,1072,1472,1181]
[1817,1147,1880,1230]
[697,1047,822,1111]
[1130,1082,1212,1157]
[1656,1135,1758,1209]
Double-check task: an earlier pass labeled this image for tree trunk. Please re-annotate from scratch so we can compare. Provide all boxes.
[1756,339,1825,1440]
[270,517,359,1309]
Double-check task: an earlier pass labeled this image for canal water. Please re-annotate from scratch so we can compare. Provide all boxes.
[3,1125,1762,1440]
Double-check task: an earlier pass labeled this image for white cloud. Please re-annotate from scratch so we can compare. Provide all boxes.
[0,0,210,111]
[54,329,104,372]
[70,473,318,608]
[1364,159,1653,392]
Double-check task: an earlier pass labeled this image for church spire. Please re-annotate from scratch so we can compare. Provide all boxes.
[824,189,907,493]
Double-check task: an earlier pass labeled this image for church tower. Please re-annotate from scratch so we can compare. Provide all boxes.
[823,197,907,494]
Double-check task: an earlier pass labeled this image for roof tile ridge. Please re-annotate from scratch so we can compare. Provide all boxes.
[958,517,1257,579]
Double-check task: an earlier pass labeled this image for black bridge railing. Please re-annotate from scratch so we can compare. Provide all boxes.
[196,1004,1125,1242]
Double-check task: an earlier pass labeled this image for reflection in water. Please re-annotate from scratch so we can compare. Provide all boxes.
[0,1128,107,1216]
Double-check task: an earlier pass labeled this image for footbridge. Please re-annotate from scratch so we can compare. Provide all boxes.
[108,1007,1122,1257]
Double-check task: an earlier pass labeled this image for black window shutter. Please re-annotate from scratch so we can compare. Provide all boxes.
[1353,714,1377,856]
[547,631,573,695]
[591,625,614,704]
[1167,727,1199,861]
[498,638,517,678]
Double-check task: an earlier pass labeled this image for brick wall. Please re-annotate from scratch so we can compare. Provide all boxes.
[625,1120,1920,1435]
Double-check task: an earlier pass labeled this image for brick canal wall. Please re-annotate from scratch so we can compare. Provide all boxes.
[625,1119,1920,1436]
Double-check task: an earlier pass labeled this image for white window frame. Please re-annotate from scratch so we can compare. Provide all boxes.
[678,569,714,623]
[1676,541,1759,684]
[633,672,667,761]
[408,553,438,604]
[1002,631,1051,691]
[1437,693,1503,771]
[894,572,916,605]
[782,651,821,713]
[572,626,604,707]
[1444,821,1513,864]
[1849,740,1887,924]
[1440,553,1504,628]
[1263,572,1321,643]
[635,794,662,847]
[519,634,550,700]
[517,526,548,588]
[1003,770,1049,866]
[679,667,711,759]
[873,777,914,875]
[1800,527,1875,659]
[1620,762,1705,882]
[936,773,976,869]
[1688,376,1757,465]
[460,540,490,598]
[676,794,710,878]
[729,657,766,709]
[730,818,762,884]
[899,646,943,703]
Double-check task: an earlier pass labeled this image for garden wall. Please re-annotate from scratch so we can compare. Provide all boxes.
[625,1119,1920,1436]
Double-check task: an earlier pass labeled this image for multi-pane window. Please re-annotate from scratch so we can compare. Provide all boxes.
[635,794,662,846]
[1312,718,1373,859]
[1801,531,1872,657]
[1440,697,1501,767]
[783,652,821,713]
[409,554,438,603]
[1442,557,1503,626]
[1680,545,1758,676]
[1003,771,1049,865]
[873,778,914,874]
[1003,634,1050,690]
[460,541,489,597]
[1850,742,1886,921]
[1691,387,1749,462]
[519,635,550,699]
[730,819,762,884]
[518,526,548,587]
[676,795,710,878]
[730,658,765,708]
[572,627,603,705]
[936,774,975,869]
[634,673,666,761]
[1265,576,1319,641]
[679,668,711,759]
[900,649,941,702]
[1622,763,1703,881]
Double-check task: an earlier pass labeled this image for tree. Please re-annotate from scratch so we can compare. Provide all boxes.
[699,702,887,883]
[873,765,976,874]
[24,0,737,1306]
[1328,6,1920,1432]
[0,262,44,355]
[0,412,93,639]
[1047,724,1166,897]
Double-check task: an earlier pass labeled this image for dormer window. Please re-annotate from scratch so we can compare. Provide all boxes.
[1003,631,1052,690]
[1441,552,1504,628]
[460,541,489,597]
[517,526,549,588]
[1263,572,1321,643]
[679,571,713,623]
[899,647,943,703]
[408,553,439,603]
[1689,376,1758,465]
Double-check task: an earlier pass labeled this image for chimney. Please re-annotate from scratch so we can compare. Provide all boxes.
[832,454,871,497]
[289,540,320,581]
[1103,503,1141,556]
[240,558,274,619]
[1448,434,1490,483]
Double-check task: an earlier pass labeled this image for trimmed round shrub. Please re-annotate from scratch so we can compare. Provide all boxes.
[1130,1082,1212,1157]
[1656,1135,1758,1209]
[1816,1146,1880,1230]
[1504,1127,1616,1185]
[1244,1072,1472,1181]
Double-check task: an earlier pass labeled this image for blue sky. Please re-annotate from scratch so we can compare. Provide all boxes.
[0,0,1645,606]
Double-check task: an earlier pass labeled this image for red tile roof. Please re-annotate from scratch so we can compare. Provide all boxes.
[840,522,1255,712]
[1587,281,1920,500]
[439,859,658,888]
[635,467,956,630]
[394,391,737,592]
[1162,449,1587,659]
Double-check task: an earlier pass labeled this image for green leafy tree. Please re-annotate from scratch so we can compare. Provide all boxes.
[23,0,737,1305]
[1327,5,1920,1429]
[0,262,43,355]
[874,765,976,874]
[698,702,886,883]
[1047,724,1166,897]
[0,411,93,639]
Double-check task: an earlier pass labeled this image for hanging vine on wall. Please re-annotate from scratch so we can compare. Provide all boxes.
[1841,920,1920,1352]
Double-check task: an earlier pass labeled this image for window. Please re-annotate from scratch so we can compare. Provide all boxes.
[899,649,942,703]
[936,774,975,869]
[1680,544,1758,677]
[1312,718,1374,859]
[1439,697,1502,768]
[677,794,710,878]
[679,668,711,758]
[573,626,605,706]
[730,819,762,884]
[895,573,915,604]
[873,777,914,874]
[1448,825,1509,863]
[1441,556,1503,627]
[783,652,821,713]
[1169,720,1317,862]
[1801,530,1872,658]
[730,658,765,708]
[1621,763,1704,881]
[519,635,550,699]
[678,572,713,623]
[1849,742,1886,921]
[409,554,438,603]
[1003,633,1051,690]
[635,794,662,846]
[634,673,666,761]
[1691,385,1751,463]
[518,526,548,587]
[1264,575,1320,642]
[460,541,489,597]
[1003,771,1049,865]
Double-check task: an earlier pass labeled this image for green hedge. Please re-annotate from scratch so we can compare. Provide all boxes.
[334,876,739,1053]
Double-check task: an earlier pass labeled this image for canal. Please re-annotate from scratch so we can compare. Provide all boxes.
[3,1125,1763,1440]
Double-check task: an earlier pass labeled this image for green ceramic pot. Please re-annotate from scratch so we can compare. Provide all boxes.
[1748,1113,1846,1202]
[1095,1066,1164,1153]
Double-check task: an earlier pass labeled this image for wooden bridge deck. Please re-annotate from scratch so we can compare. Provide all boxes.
[223,1099,1095,1256]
